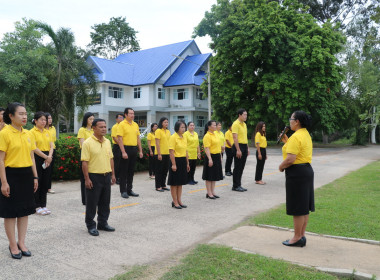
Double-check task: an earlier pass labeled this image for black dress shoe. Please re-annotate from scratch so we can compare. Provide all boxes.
[225,172,232,176]
[232,187,245,192]
[193,180,198,184]
[128,191,139,197]
[17,244,31,257]
[302,236,307,246]
[179,204,187,208]
[171,202,182,209]
[213,194,220,198]
[162,187,170,191]
[187,181,195,185]
[88,228,99,236]
[9,247,22,259]
[97,224,115,232]
[156,188,164,192]
[121,192,129,198]
[240,186,247,191]
[282,238,306,247]
[206,194,216,199]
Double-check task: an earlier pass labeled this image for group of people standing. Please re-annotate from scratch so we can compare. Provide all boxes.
[0,101,315,258]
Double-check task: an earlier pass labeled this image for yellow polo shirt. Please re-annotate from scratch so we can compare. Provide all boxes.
[184,131,199,160]
[283,128,312,164]
[0,125,36,167]
[169,132,187,157]
[48,126,57,149]
[232,119,248,144]
[147,132,156,147]
[216,130,225,147]
[225,130,234,148]
[117,120,140,146]
[81,135,113,174]
[77,127,94,148]
[154,128,171,155]
[255,132,267,148]
[30,126,52,152]
[203,131,221,154]
[111,123,119,144]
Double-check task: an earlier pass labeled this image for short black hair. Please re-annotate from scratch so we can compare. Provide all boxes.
[116,113,124,119]
[158,117,168,129]
[150,122,158,130]
[187,121,194,127]
[82,112,94,128]
[174,120,186,133]
[293,111,312,130]
[124,107,134,116]
[237,108,246,117]
[92,118,106,127]
[0,107,5,113]
[3,102,25,125]
[32,111,46,125]
[204,120,216,134]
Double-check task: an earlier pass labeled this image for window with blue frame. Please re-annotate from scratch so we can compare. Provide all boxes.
[173,88,189,100]
[158,88,166,100]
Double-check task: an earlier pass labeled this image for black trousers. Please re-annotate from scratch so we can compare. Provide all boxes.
[85,173,111,229]
[47,149,56,190]
[255,148,266,181]
[80,161,86,205]
[112,144,122,180]
[232,144,248,188]
[34,152,52,208]
[148,146,155,176]
[119,145,138,193]
[188,159,197,182]
[154,154,169,189]
[225,147,234,173]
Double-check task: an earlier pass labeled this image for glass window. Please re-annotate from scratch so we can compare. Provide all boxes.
[158,88,166,100]
[173,88,189,100]
[173,115,189,125]
[196,115,206,128]
[196,88,205,100]
[108,87,123,99]
[134,87,141,99]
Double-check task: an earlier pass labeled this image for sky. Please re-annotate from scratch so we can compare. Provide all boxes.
[0,0,216,54]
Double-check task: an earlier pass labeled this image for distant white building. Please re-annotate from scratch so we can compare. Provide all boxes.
[74,40,211,136]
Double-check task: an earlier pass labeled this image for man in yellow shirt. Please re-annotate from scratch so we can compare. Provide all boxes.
[117,108,143,199]
[224,124,234,176]
[111,114,124,184]
[232,109,249,192]
[81,119,116,236]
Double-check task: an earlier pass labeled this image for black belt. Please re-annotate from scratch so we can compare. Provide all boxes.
[91,172,111,176]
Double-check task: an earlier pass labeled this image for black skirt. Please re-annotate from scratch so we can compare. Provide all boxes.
[0,167,36,218]
[285,163,315,216]
[167,157,188,186]
[202,153,223,181]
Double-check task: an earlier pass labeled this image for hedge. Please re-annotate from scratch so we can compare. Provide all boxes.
[52,135,206,181]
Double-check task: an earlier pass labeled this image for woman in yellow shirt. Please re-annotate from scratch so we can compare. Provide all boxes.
[255,121,267,185]
[45,113,56,194]
[77,112,94,205]
[155,117,171,192]
[279,111,314,248]
[202,120,223,199]
[0,103,38,259]
[184,121,200,185]
[216,122,225,155]
[147,123,157,179]
[31,112,54,215]
[167,121,190,209]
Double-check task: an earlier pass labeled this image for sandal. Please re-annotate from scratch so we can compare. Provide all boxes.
[36,208,48,215]
[42,207,51,215]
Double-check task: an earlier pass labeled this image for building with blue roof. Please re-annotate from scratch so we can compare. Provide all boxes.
[74,40,211,135]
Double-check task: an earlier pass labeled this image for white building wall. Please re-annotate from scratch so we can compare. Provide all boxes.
[170,86,192,108]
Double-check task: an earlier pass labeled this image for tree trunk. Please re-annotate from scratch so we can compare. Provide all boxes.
[371,106,377,144]
[322,130,329,144]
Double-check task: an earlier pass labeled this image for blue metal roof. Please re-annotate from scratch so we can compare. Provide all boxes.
[89,56,134,85]
[163,53,211,87]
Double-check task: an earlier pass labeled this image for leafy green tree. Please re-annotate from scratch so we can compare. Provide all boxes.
[35,22,98,130]
[0,19,55,107]
[88,16,140,59]
[194,0,346,139]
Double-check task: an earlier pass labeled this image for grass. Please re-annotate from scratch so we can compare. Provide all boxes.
[160,244,350,280]
[250,160,380,241]
[112,265,150,280]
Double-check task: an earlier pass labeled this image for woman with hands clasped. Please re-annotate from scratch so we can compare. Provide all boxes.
[184,121,201,185]
[0,103,38,259]
[255,121,267,185]
[279,111,314,247]
[167,121,190,209]
[202,120,223,199]
[155,117,171,192]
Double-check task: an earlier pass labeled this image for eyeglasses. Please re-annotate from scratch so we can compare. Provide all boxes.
[289,118,296,121]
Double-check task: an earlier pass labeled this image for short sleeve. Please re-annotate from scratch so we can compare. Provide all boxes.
[195,133,199,146]
[0,132,8,152]
[155,129,161,140]
[107,140,114,159]
[286,135,301,155]
[169,135,176,150]
[116,123,124,136]
[77,127,84,139]
[231,123,239,134]
[111,125,117,138]
[203,135,211,148]
[29,132,37,150]
[135,123,140,135]
[81,141,90,161]
[255,132,260,144]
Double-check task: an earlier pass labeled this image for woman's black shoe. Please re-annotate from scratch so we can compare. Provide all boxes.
[213,194,220,198]
[282,238,306,247]
[172,202,182,209]
[9,246,22,259]
[162,187,170,191]
[17,244,31,257]
[206,194,216,199]
[156,188,164,192]
[179,204,187,208]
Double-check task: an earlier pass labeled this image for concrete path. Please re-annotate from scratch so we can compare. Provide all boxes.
[209,226,380,279]
[0,145,379,279]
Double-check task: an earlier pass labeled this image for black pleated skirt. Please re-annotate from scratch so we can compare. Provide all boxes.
[202,153,223,181]
[167,157,188,186]
[0,167,36,218]
[285,163,315,216]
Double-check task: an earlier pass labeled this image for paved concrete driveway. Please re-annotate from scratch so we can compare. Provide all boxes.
[0,145,379,279]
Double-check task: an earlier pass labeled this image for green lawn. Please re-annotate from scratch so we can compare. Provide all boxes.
[250,160,380,241]
[160,244,349,280]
